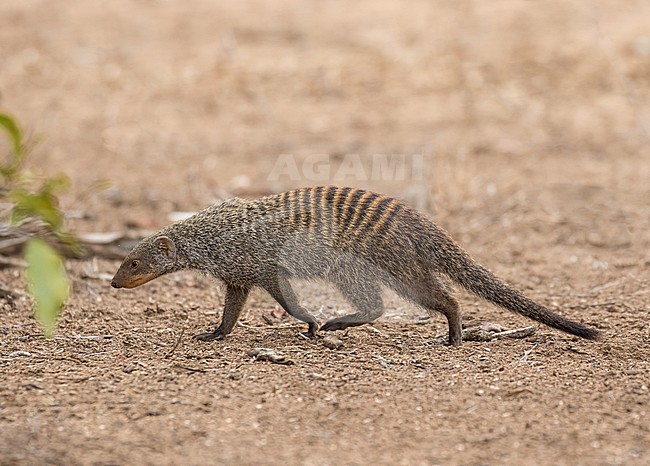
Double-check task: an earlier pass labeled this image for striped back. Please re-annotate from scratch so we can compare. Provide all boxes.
[271,186,409,247]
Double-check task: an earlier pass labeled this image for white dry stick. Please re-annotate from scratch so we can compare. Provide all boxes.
[519,344,538,362]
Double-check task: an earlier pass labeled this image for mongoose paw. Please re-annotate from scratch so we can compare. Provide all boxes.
[299,323,320,339]
[193,331,226,342]
[445,336,463,347]
[303,322,319,338]
[320,319,349,332]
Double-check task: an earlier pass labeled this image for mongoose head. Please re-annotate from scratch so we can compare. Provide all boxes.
[111,235,178,289]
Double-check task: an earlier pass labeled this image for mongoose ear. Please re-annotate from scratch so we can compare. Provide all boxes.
[155,236,176,259]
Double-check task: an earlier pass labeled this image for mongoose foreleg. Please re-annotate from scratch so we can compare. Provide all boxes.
[193,284,251,341]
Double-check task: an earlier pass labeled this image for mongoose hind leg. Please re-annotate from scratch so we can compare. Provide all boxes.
[263,276,319,337]
[194,284,251,342]
[321,281,384,332]
[409,278,463,346]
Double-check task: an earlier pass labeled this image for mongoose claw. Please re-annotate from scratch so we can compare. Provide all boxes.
[193,331,226,342]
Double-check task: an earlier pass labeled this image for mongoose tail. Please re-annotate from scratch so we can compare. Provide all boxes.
[436,238,602,340]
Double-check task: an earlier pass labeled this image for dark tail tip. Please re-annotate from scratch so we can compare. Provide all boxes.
[568,322,602,341]
[584,328,602,341]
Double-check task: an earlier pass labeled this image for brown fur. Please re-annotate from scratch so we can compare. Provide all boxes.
[112,186,601,345]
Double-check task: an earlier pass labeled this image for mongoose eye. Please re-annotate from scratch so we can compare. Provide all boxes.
[130,260,140,269]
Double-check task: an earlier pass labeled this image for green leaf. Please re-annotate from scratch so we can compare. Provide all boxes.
[9,176,82,256]
[0,112,23,156]
[0,112,24,180]
[41,175,70,194]
[10,188,65,230]
[25,238,70,338]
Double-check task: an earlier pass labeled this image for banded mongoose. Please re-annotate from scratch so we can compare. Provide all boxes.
[111,186,601,345]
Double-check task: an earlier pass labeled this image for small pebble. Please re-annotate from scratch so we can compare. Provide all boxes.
[323,335,344,350]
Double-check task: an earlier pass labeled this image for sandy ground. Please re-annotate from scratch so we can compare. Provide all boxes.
[1,1,650,464]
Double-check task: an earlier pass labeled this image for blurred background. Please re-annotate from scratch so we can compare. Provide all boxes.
[1,0,649,231]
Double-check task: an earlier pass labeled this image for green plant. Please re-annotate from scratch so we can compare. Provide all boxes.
[1,111,71,338]
[24,238,69,338]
